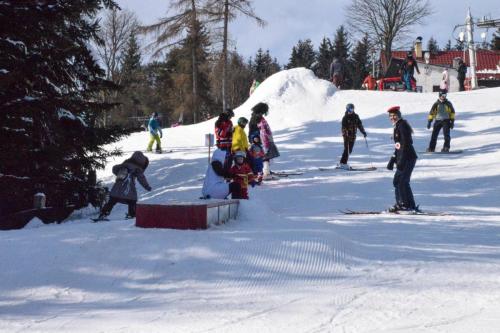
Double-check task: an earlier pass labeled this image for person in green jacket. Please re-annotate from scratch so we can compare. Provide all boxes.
[146,112,163,153]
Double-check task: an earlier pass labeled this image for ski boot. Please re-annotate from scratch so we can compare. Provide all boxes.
[388,203,403,213]
[426,148,434,152]
[441,147,449,152]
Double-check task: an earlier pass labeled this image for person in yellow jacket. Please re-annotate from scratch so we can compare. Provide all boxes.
[426,91,456,152]
[232,117,249,154]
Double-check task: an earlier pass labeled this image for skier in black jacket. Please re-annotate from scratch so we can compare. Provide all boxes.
[339,103,367,169]
[386,106,418,212]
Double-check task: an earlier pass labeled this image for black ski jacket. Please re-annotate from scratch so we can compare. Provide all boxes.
[342,112,366,140]
[392,118,417,170]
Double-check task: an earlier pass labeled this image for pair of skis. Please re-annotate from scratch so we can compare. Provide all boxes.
[339,208,449,216]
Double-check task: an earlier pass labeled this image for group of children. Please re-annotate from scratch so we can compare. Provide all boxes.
[204,102,275,200]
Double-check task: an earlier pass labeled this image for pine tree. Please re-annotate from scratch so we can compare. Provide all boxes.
[121,32,142,83]
[491,28,500,51]
[444,39,452,51]
[454,40,464,51]
[0,0,129,218]
[332,25,352,88]
[351,34,371,89]
[286,39,316,69]
[316,37,334,80]
[427,37,440,54]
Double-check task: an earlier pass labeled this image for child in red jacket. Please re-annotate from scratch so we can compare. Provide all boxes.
[229,151,254,199]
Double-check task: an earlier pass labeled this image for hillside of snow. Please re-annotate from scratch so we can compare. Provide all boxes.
[2,68,500,332]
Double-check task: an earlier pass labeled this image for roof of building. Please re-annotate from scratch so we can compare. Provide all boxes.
[390,50,500,80]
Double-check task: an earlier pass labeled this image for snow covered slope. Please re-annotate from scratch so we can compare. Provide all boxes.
[2,68,500,332]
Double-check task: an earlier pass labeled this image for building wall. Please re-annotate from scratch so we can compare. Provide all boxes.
[414,64,459,93]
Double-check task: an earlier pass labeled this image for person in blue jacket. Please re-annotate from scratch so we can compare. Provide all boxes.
[146,112,163,153]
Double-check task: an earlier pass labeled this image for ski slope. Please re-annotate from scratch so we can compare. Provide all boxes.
[1,68,500,332]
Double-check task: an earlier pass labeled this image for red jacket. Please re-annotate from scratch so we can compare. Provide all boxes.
[215,119,233,150]
[230,163,254,190]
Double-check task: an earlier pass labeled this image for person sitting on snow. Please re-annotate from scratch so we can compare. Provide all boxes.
[229,151,255,199]
[426,91,456,153]
[339,103,367,170]
[201,148,240,200]
[98,151,152,220]
[248,133,265,184]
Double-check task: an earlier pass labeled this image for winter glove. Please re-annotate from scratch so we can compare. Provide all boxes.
[159,132,163,138]
[363,132,367,138]
[146,185,152,191]
[427,120,432,129]
[250,180,257,188]
[450,120,454,129]
[387,156,396,170]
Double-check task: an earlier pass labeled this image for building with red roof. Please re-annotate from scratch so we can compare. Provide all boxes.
[382,42,500,92]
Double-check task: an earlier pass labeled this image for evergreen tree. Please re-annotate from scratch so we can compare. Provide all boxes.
[0,0,129,218]
[332,25,352,88]
[316,37,334,80]
[116,31,145,127]
[427,37,440,54]
[253,48,267,80]
[490,28,500,51]
[454,39,464,51]
[166,20,219,123]
[286,39,316,69]
[351,34,371,89]
[444,39,452,51]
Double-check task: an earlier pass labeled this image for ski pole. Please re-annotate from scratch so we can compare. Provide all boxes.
[364,136,374,169]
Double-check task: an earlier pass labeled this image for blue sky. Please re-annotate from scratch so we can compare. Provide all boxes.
[116,0,499,64]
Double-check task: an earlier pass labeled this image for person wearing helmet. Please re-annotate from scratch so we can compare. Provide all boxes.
[232,117,249,154]
[215,108,235,172]
[249,102,279,180]
[339,103,367,170]
[229,150,255,199]
[248,133,265,183]
[426,91,456,152]
[386,106,418,212]
[146,112,163,153]
[400,52,420,92]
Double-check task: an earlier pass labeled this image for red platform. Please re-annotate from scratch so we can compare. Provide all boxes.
[136,200,239,230]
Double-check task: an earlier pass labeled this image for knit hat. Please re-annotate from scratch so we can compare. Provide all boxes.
[387,106,402,118]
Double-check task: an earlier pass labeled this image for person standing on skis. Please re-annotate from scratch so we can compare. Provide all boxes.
[426,91,456,152]
[146,112,163,153]
[386,106,418,212]
[215,108,235,172]
[339,103,367,170]
[400,52,420,92]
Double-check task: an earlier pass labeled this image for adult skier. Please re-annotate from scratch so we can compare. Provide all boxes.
[146,112,163,153]
[426,91,456,152]
[329,57,344,89]
[201,148,240,199]
[386,106,418,212]
[400,52,420,92]
[339,103,367,169]
[457,59,467,91]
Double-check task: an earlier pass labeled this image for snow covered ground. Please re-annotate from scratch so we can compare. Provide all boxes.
[2,68,500,332]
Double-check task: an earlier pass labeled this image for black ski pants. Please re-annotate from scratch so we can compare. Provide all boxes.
[428,119,451,151]
[393,158,416,209]
[340,136,355,164]
[101,197,137,217]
